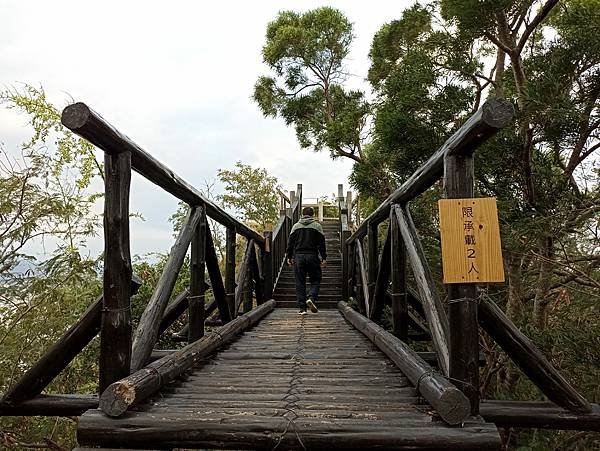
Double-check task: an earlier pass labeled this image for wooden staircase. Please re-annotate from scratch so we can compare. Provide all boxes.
[273,219,342,309]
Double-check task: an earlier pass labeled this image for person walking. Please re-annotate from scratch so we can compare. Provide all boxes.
[286,207,327,315]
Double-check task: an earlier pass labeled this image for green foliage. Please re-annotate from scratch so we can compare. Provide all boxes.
[254,7,369,162]
[217,161,280,231]
[0,85,102,276]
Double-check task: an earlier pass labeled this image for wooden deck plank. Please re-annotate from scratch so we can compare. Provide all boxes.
[79,308,500,449]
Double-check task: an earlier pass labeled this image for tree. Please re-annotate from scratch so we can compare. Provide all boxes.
[253,7,370,163]
[217,161,281,231]
[0,85,104,449]
[0,85,102,277]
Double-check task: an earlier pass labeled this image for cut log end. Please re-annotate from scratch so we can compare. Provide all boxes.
[481,98,514,129]
[61,102,91,130]
[99,381,136,418]
[436,386,472,425]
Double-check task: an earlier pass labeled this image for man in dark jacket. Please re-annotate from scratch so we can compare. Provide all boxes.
[286,207,327,315]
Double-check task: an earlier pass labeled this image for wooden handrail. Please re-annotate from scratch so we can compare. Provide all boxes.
[61,103,265,246]
[347,98,513,245]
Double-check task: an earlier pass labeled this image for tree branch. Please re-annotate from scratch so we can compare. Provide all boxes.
[517,0,560,53]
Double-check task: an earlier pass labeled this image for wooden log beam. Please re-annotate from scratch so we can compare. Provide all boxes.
[131,207,202,371]
[189,206,207,342]
[205,222,231,323]
[235,239,255,315]
[444,141,479,414]
[250,244,264,305]
[225,227,236,318]
[337,302,470,425]
[347,99,514,244]
[479,294,592,413]
[371,225,391,321]
[61,103,265,246]
[367,222,378,315]
[390,207,408,339]
[0,394,98,417]
[261,231,273,301]
[1,277,141,406]
[99,300,276,417]
[157,289,189,336]
[100,150,133,392]
[394,206,450,375]
[480,400,600,431]
[355,241,370,317]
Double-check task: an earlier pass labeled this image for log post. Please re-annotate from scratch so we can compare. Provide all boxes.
[367,222,378,312]
[347,241,355,303]
[250,244,264,305]
[371,225,391,321]
[235,239,255,315]
[130,207,202,371]
[261,231,273,301]
[390,205,408,340]
[444,145,480,414]
[100,150,133,393]
[355,240,370,317]
[205,222,231,323]
[225,227,236,318]
[188,205,207,342]
[394,206,450,375]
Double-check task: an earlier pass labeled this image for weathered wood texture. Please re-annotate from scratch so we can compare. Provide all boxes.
[189,206,207,342]
[99,300,276,417]
[480,400,600,431]
[444,150,480,414]
[225,227,236,318]
[158,289,189,336]
[338,302,470,426]
[390,206,408,339]
[347,98,514,243]
[371,225,391,321]
[479,294,592,413]
[100,150,133,392]
[1,277,141,406]
[61,103,264,245]
[131,207,203,371]
[393,205,450,375]
[355,241,370,316]
[261,231,273,301]
[250,244,264,305]
[205,222,231,323]
[367,222,378,309]
[80,308,500,449]
[0,395,98,417]
[235,239,255,315]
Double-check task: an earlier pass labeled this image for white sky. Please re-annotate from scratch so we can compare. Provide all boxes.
[0,0,413,258]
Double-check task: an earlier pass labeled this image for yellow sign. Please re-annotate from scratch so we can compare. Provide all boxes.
[438,197,505,284]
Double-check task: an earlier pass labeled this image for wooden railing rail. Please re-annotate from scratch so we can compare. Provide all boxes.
[61,103,264,246]
[340,96,593,419]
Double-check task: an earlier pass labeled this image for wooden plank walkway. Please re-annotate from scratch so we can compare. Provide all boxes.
[78,308,500,449]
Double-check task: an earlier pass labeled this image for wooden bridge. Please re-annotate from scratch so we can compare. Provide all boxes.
[1,99,599,450]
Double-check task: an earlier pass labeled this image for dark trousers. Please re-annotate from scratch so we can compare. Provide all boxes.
[293,253,322,310]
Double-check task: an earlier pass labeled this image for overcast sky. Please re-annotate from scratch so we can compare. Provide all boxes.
[0,0,414,258]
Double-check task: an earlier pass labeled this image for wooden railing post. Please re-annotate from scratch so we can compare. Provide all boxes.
[390,204,408,340]
[100,150,133,393]
[225,227,236,318]
[261,231,273,300]
[189,205,207,342]
[444,149,479,414]
[367,222,378,310]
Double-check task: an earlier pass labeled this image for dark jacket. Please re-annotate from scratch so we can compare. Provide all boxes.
[286,216,327,261]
